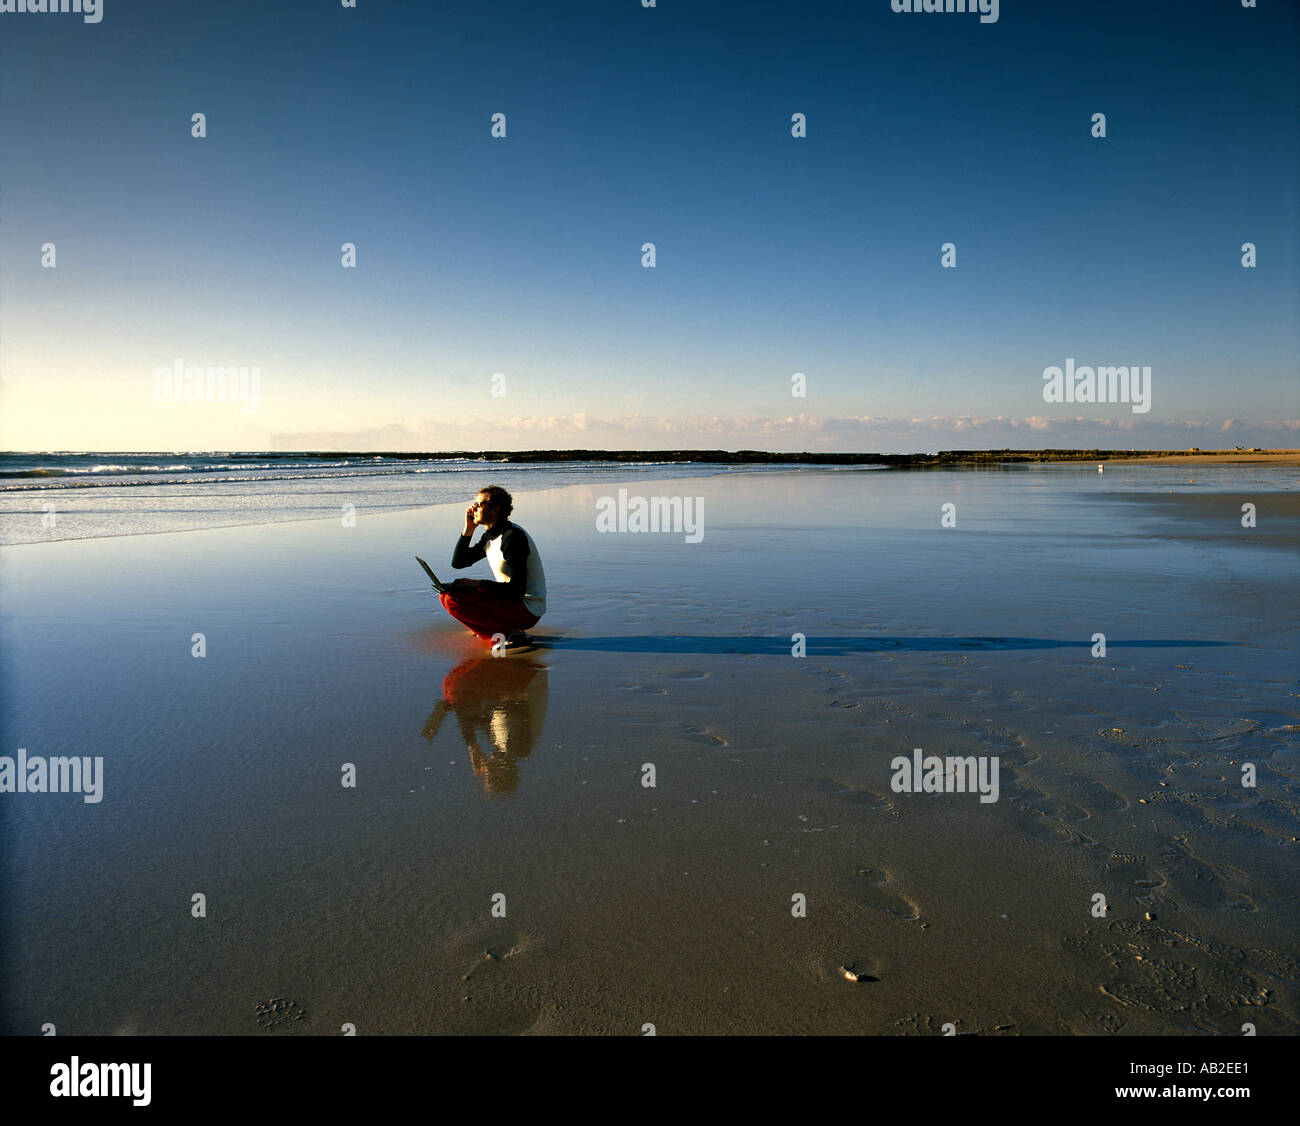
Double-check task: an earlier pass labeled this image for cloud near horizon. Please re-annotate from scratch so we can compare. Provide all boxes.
[269,414,1300,453]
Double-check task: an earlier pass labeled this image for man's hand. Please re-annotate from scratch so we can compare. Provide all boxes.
[462,504,477,537]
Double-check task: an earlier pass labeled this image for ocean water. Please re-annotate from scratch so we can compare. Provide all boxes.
[3,452,1293,547]
[0,452,791,545]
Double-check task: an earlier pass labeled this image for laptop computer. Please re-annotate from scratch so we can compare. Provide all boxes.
[415,556,452,594]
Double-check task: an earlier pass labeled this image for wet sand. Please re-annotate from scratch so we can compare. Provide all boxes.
[2,464,1296,1034]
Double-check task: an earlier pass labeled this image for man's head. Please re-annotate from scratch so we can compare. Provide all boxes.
[472,485,513,527]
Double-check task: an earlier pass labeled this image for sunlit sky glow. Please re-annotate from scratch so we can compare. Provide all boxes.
[3,0,1297,453]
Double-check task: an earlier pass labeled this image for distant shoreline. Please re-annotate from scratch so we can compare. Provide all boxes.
[153,447,1300,467]
[445,447,1300,467]
[6,448,1299,468]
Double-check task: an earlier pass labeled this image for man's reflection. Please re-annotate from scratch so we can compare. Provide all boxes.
[420,653,549,794]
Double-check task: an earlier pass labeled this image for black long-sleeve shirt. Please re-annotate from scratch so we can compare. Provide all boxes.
[452,521,530,600]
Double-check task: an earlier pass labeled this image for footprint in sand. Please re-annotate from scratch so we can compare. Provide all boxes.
[683,726,728,747]
[459,932,526,983]
[1005,782,1098,847]
[854,867,921,920]
[1257,797,1300,822]
[1099,955,1271,1017]
[1066,1008,1129,1034]
[971,727,1033,760]
[254,998,308,1032]
[1065,919,1285,1028]
[1098,958,1199,1014]
[1098,727,1169,748]
[1148,790,1270,840]
[1103,853,1166,891]
[821,779,895,812]
[1058,775,1129,815]
[454,933,542,1036]
[810,666,851,680]
[1109,918,1300,989]
[1155,844,1259,912]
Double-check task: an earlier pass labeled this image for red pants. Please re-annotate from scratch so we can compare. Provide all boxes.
[440,587,540,640]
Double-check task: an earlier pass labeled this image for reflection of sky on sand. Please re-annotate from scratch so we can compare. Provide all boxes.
[528,635,1231,655]
[2,467,1297,1033]
[421,654,549,795]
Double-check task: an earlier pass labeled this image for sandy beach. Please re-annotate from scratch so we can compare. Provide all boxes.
[2,463,1296,1035]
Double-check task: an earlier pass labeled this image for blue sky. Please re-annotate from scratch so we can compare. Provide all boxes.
[2,0,1296,452]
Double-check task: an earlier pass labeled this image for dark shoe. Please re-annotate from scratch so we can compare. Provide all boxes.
[504,631,531,649]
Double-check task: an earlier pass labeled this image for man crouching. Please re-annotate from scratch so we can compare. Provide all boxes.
[441,485,547,648]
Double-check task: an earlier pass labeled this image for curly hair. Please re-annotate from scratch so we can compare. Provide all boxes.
[477,484,513,519]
